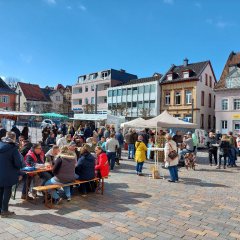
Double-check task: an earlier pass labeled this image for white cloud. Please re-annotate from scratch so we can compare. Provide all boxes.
[206,18,235,29]
[67,5,72,10]
[20,54,33,64]
[78,4,87,11]
[44,0,56,5]
[163,0,174,4]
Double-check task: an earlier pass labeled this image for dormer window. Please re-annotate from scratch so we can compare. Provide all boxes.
[167,73,173,81]
[183,71,189,78]
[101,71,109,79]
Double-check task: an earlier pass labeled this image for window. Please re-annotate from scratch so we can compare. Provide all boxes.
[201,114,204,129]
[221,120,227,129]
[79,99,82,105]
[113,90,117,97]
[104,97,107,103]
[144,101,149,108]
[184,114,192,122]
[201,91,205,106]
[138,101,143,109]
[174,114,181,118]
[165,92,171,105]
[117,89,122,96]
[205,73,208,86]
[104,84,109,90]
[185,90,192,104]
[0,96,9,103]
[214,95,215,109]
[234,122,240,130]
[150,100,155,109]
[78,76,86,82]
[183,71,189,78]
[91,97,94,104]
[127,102,131,108]
[208,115,211,129]
[150,84,156,92]
[85,98,88,104]
[85,86,88,92]
[79,87,82,93]
[209,93,211,108]
[138,86,144,94]
[133,87,138,95]
[127,88,132,95]
[108,90,112,97]
[132,102,137,108]
[56,96,61,101]
[209,76,212,88]
[213,116,216,130]
[122,89,127,95]
[91,85,95,91]
[101,71,109,78]
[234,99,240,110]
[175,91,181,105]
[167,73,173,81]
[144,85,150,93]
[222,99,228,110]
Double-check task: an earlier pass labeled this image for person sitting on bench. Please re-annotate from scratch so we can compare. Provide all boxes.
[179,132,194,160]
[45,146,76,204]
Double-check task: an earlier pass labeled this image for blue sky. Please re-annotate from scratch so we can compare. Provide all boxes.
[0,0,239,87]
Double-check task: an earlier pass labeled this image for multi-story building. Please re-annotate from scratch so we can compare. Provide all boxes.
[107,74,162,119]
[160,59,217,131]
[0,77,17,110]
[215,51,240,135]
[72,69,137,114]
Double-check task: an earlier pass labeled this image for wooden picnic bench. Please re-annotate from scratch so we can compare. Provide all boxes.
[33,177,106,208]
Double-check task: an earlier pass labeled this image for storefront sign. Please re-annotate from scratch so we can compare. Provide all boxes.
[232,114,240,119]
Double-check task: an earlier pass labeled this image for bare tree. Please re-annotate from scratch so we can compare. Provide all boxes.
[139,107,152,119]
[82,104,95,114]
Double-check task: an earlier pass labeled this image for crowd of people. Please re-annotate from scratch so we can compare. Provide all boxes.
[1,121,239,218]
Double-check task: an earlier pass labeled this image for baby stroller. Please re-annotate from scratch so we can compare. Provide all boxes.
[184,152,196,170]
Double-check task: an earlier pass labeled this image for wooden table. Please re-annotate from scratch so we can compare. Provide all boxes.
[23,167,53,201]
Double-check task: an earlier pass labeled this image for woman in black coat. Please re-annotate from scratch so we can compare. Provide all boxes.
[0,132,22,217]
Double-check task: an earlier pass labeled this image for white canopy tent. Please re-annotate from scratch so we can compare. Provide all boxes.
[120,117,147,128]
[138,110,198,129]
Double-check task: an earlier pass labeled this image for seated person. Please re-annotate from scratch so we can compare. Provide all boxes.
[20,139,33,158]
[46,132,56,147]
[94,146,109,178]
[85,137,97,153]
[45,145,60,165]
[45,146,76,203]
[22,143,51,199]
[179,132,194,159]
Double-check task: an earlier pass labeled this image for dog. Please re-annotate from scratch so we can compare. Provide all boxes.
[184,152,196,170]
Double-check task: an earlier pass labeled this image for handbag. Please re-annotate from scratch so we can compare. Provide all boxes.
[168,142,178,160]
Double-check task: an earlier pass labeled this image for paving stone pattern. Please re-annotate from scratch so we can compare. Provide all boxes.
[1,150,240,240]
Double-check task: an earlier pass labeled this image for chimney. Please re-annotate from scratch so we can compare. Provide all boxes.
[183,58,189,67]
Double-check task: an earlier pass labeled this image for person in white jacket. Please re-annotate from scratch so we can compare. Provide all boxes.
[164,134,179,182]
[57,134,71,148]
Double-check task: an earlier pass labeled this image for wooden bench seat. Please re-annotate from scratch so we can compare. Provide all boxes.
[33,177,105,208]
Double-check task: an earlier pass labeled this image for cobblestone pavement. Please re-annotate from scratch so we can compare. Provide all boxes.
[1,150,240,240]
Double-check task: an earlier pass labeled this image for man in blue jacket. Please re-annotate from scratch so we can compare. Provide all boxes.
[0,132,22,218]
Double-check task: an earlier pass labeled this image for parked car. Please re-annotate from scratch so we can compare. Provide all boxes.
[40,119,54,129]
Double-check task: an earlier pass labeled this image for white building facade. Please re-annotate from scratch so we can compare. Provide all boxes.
[107,75,161,119]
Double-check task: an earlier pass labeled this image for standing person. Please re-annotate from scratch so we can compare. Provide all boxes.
[172,131,183,146]
[42,127,50,144]
[84,124,92,140]
[45,146,76,203]
[135,135,147,176]
[192,132,198,153]
[206,132,218,166]
[0,132,22,217]
[0,124,7,140]
[217,135,230,169]
[11,125,21,141]
[236,134,240,157]
[21,123,29,140]
[68,125,75,138]
[95,146,110,178]
[128,129,136,159]
[61,123,67,136]
[228,131,237,167]
[106,133,119,170]
[116,129,124,160]
[164,134,179,182]
[104,125,110,139]
[52,123,58,138]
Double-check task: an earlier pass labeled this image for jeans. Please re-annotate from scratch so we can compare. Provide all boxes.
[45,178,71,199]
[136,162,144,173]
[228,147,236,166]
[116,146,122,159]
[0,186,12,212]
[107,152,116,170]
[168,166,178,182]
[209,148,218,165]
[219,155,227,166]
[128,144,135,159]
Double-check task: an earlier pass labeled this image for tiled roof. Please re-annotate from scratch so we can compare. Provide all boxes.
[161,61,209,83]
[41,88,56,101]
[0,78,16,94]
[122,74,162,86]
[215,51,240,90]
[18,82,48,101]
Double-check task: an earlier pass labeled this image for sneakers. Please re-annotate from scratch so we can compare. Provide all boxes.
[1,211,15,218]
[138,173,144,176]
[53,198,62,205]
[21,194,34,201]
[67,197,71,202]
